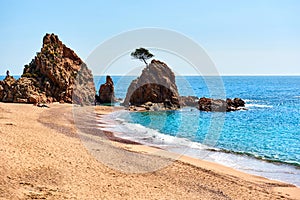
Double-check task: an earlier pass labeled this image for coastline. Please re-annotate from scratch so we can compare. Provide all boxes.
[1,103,299,199]
[94,106,300,196]
[97,105,300,186]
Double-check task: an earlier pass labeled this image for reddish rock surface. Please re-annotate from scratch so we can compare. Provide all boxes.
[0,33,95,105]
[123,60,180,109]
[98,75,115,103]
[198,97,246,112]
[179,96,199,107]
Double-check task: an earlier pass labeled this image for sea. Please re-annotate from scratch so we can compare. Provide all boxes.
[2,75,300,186]
[95,75,300,186]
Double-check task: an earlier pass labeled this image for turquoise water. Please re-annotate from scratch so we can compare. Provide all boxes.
[96,76,300,166]
[95,76,300,186]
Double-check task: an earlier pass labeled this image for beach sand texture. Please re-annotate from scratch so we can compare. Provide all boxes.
[0,103,299,200]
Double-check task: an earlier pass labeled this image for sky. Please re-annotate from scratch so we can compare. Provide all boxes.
[0,0,299,75]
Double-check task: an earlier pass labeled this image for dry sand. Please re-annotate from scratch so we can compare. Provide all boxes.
[0,103,299,200]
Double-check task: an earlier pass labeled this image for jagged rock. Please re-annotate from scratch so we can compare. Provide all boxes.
[198,97,226,112]
[0,33,95,105]
[226,98,246,111]
[0,75,51,104]
[0,75,18,102]
[179,96,199,107]
[123,60,180,110]
[232,98,245,107]
[198,97,246,112]
[97,75,115,103]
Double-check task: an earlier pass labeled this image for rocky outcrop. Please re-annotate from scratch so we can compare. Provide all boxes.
[123,60,180,110]
[0,33,95,105]
[179,96,199,107]
[198,97,246,112]
[226,98,245,108]
[97,75,115,103]
[0,75,45,103]
[127,101,176,112]
[0,75,16,102]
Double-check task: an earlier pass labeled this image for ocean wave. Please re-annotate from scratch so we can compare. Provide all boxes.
[245,103,273,108]
[243,99,264,103]
[102,110,300,170]
[99,112,300,168]
[96,109,300,186]
[243,99,256,103]
[116,121,209,150]
[101,110,300,169]
[243,99,273,108]
[99,111,210,151]
[207,148,300,168]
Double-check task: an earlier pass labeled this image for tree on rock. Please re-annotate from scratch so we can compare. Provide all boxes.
[131,48,154,66]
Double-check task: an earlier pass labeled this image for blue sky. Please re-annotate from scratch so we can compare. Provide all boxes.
[0,0,299,75]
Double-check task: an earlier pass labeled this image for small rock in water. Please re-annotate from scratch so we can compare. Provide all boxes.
[198,97,246,112]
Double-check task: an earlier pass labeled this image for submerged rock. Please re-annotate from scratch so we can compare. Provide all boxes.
[123,60,180,110]
[198,97,246,112]
[0,33,95,105]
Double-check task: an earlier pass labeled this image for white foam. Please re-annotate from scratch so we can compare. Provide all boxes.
[121,121,186,146]
[244,99,255,103]
[243,99,273,108]
[245,103,273,108]
[101,113,209,151]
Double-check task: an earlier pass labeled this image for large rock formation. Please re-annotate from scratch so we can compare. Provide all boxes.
[198,97,246,112]
[97,75,115,103]
[123,60,180,110]
[0,33,95,105]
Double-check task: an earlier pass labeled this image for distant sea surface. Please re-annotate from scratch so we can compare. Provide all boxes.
[95,76,300,186]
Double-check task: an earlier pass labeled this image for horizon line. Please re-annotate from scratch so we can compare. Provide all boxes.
[92,74,300,76]
[2,74,300,77]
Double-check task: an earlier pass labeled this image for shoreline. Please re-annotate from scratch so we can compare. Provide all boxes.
[94,106,300,192]
[1,102,299,199]
[96,105,300,187]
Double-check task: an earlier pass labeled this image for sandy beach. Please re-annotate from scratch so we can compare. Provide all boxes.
[0,103,299,200]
